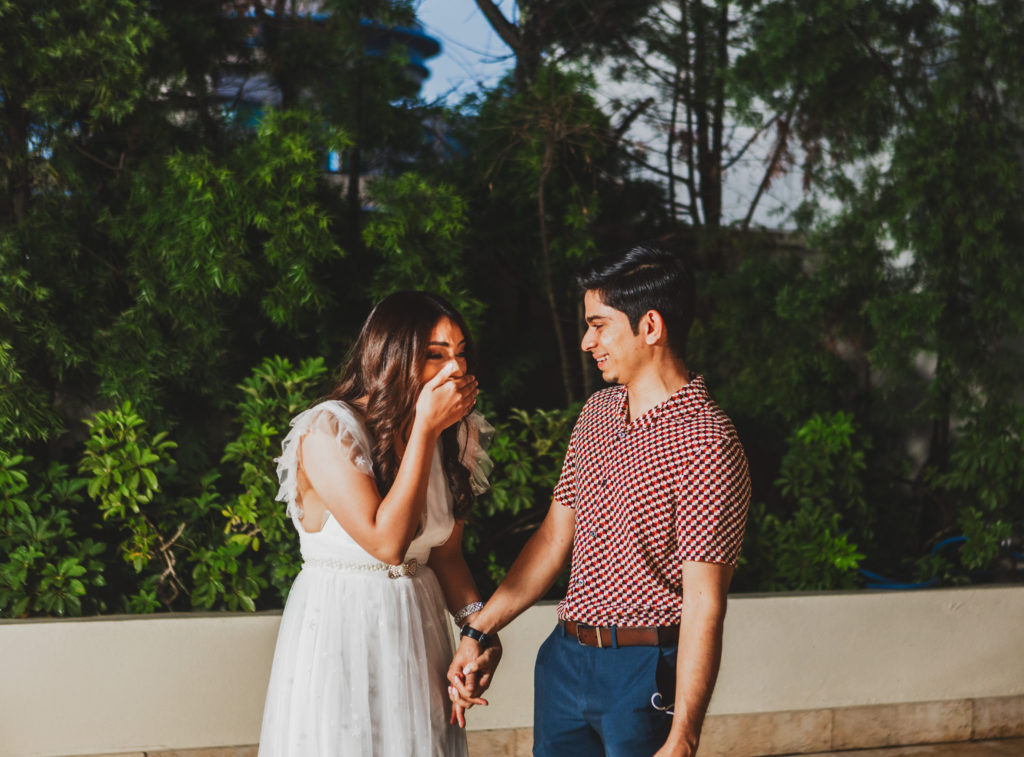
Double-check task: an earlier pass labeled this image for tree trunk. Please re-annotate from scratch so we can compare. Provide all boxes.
[255,1,297,108]
[4,96,29,224]
[475,0,541,90]
[705,0,728,230]
[692,0,712,229]
[681,1,701,226]
[537,144,575,405]
[666,57,682,225]
[347,72,364,245]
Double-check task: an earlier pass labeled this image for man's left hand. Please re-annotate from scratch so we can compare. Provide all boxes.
[447,634,502,727]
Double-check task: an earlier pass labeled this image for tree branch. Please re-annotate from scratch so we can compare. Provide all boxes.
[843,20,918,116]
[608,33,677,88]
[74,144,125,173]
[475,0,523,53]
[611,97,656,147]
[720,113,781,172]
[741,108,795,230]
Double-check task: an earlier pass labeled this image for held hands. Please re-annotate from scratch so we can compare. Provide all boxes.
[415,361,478,436]
[446,634,502,728]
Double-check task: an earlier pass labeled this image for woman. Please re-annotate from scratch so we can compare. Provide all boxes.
[258,292,498,757]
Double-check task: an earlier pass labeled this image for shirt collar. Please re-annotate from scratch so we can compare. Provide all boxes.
[617,374,709,430]
[667,373,709,419]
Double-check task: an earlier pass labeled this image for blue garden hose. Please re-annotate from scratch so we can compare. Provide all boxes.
[859,536,971,590]
[859,569,939,590]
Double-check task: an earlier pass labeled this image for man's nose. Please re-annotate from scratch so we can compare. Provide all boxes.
[581,330,595,352]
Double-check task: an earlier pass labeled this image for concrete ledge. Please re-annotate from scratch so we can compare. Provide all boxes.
[81,697,1024,757]
[700,708,833,756]
[466,696,1024,757]
[4,586,1022,757]
[974,695,1024,740]
[831,700,973,751]
[465,728,533,757]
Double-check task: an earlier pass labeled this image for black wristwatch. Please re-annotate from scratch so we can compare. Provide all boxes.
[459,623,490,649]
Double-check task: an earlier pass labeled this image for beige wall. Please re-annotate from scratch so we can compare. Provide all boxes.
[713,586,1024,715]
[2,586,1022,757]
[0,614,279,757]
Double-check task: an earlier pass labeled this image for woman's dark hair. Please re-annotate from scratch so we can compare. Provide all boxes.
[326,291,477,519]
[576,242,695,361]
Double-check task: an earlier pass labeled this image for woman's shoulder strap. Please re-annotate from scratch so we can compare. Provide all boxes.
[274,401,375,512]
[302,401,374,476]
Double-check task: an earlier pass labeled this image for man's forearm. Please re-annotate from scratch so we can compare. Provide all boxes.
[658,561,733,757]
[472,500,574,635]
[666,605,724,752]
[446,500,573,713]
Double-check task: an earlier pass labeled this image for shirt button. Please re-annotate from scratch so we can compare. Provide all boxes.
[599,478,607,487]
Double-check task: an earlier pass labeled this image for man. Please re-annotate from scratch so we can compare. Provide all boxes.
[450,243,750,756]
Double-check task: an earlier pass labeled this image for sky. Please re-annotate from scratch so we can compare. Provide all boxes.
[413,1,515,104]
[408,1,802,228]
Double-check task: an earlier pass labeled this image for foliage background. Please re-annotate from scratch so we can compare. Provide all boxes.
[2,0,1023,616]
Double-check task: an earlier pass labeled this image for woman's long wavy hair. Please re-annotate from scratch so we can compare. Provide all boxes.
[326,292,477,519]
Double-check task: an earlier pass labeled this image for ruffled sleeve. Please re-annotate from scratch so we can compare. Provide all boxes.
[275,401,374,519]
[459,411,495,496]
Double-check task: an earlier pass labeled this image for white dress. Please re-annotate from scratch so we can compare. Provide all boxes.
[258,401,489,757]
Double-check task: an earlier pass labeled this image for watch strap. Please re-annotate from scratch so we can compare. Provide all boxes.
[459,623,490,649]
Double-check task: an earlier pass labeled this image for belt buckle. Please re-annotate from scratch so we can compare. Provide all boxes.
[387,558,418,579]
[574,622,587,646]
[575,622,605,648]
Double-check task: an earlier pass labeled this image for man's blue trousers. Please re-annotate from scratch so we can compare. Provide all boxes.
[532,624,678,756]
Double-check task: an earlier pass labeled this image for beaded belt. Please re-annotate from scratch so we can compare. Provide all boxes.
[303,556,419,579]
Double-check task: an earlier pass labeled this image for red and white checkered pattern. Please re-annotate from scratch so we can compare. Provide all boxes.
[553,374,750,627]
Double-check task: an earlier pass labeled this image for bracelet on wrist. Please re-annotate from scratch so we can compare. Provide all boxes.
[452,601,483,627]
[459,623,490,649]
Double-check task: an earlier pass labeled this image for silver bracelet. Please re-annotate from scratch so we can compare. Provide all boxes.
[452,601,483,626]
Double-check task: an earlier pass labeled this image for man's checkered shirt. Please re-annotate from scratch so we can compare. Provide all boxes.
[553,374,750,627]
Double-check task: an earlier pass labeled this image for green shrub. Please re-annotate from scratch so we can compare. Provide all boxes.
[0,452,106,617]
[744,412,868,591]
[0,355,332,617]
[214,355,329,606]
[928,403,1024,578]
[78,401,188,607]
[466,404,579,589]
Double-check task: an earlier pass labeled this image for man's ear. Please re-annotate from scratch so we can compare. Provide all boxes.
[641,309,667,346]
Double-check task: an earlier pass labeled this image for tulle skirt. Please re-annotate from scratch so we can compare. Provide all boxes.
[258,563,468,757]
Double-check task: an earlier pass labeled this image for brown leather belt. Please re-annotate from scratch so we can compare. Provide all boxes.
[561,620,679,648]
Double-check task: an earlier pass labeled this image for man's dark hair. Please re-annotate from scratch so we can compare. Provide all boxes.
[576,242,696,361]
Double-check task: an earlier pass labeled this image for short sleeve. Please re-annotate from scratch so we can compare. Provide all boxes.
[552,440,577,508]
[677,433,750,565]
[552,396,599,508]
[275,401,374,518]
[459,411,495,496]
